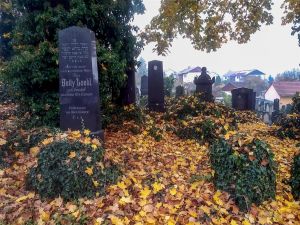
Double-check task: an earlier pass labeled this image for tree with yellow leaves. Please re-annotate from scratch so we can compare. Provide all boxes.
[143,0,300,55]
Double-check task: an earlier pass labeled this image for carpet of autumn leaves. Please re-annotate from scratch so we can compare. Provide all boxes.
[0,98,300,225]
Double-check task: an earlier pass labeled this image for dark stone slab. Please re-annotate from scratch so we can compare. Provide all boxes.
[119,68,136,105]
[175,85,184,97]
[231,87,256,111]
[194,67,215,102]
[148,60,165,112]
[141,75,148,96]
[274,99,280,111]
[59,26,103,139]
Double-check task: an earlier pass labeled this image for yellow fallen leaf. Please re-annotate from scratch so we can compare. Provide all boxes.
[85,167,93,176]
[117,181,127,190]
[42,137,53,145]
[68,151,76,159]
[200,205,210,215]
[169,188,177,196]
[84,129,91,136]
[242,219,251,225]
[72,210,80,218]
[109,215,123,225]
[140,187,151,199]
[230,220,238,225]
[93,179,99,187]
[16,192,35,202]
[30,147,40,156]
[152,182,164,194]
[0,138,7,146]
[119,196,132,205]
[40,211,50,222]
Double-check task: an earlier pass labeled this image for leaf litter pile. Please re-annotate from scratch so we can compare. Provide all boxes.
[0,96,300,225]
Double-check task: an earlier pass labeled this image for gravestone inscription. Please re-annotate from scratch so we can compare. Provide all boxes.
[148,60,165,112]
[59,26,103,139]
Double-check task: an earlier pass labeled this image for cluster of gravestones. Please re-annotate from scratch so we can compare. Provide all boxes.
[58,26,258,141]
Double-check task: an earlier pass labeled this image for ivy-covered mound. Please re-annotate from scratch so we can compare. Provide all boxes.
[276,94,300,140]
[210,137,277,211]
[26,131,121,200]
[290,152,300,200]
[165,95,237,143]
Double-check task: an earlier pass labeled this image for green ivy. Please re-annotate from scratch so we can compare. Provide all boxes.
[290,153,300,200]
[210,138,277,211]
[26,140,121,200]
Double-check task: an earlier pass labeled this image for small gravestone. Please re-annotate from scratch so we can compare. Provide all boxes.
[176,85,185,97]
[148,60,164,112]
[231,88,256,111]
[274,99,280,112]
[141,75,148,96]
[59,26,103,139]
[119,68,136,105]
[194,67,215,102]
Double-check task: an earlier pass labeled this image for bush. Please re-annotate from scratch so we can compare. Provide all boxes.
[210,138,276,211]
[102,104,145,129]
[290,153,300,200]
[26,134,121,200]
[277,114,300,140]
[176,119,222,143]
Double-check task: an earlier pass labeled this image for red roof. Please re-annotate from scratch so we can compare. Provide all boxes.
[272,81,300,97]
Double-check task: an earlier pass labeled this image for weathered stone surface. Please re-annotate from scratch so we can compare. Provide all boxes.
[231,88,256,111]
[148,60,164,112]
[59,26,103,139]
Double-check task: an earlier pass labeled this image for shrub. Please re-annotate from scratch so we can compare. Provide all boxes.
[210,138,276,211]
[176,119,222,143]
[277,114,300,140]
[26,135,120,200]
[102,104,145,129]
[290,153,300,200]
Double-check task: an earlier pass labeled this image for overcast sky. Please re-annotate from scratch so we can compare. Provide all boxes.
[133,0,300,76]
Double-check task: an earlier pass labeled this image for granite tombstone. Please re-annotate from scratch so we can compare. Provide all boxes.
[119,68,136,105]
[140,75,148,96]
[175,85,185,98]
[148,60,164,112]
[231,88,256,111]
[194,67,215,102]
[59,26,103,139]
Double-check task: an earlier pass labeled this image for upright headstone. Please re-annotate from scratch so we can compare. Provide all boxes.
[140,75,148,96]
[231,88,256,111]
[274,99,280,112]
[148,60,164,112]
[194,67,215,102]
[119,68,136,105]
[176,85,185,98]
[59,26,103,139]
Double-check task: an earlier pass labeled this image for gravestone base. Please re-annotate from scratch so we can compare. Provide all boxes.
[148,102,165,112]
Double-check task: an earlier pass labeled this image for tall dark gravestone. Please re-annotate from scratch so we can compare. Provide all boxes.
[231,88,256,111]
[140,75,148,96]
[119,68,136,105]
[148,60,165,112]
[194,67,215,102]
[59,26,103,139]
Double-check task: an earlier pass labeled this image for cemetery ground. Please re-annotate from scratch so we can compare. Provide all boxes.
[0,96,299,225]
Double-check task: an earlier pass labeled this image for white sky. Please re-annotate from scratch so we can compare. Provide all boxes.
[133,0,300,76]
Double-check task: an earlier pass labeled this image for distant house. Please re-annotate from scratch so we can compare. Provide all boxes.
[224,69,266,82]
[265,81,300,106]
[221,82,246,95]
[177,66,218,85]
